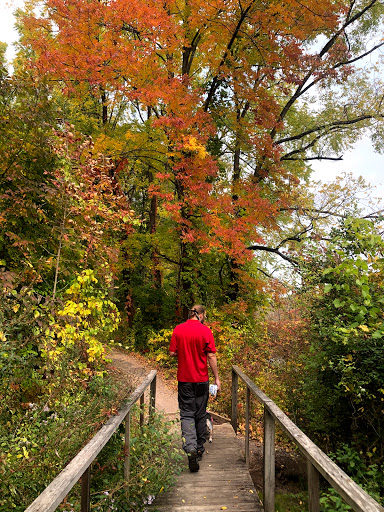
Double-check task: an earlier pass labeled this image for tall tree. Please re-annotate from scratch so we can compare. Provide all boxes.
[18,0,384,317]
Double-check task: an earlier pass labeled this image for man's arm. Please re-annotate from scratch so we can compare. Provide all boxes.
[207,351,220,391]
[169,350,177,357]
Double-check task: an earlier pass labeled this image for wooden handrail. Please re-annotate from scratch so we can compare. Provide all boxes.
[25,369,157,512]
[231,365,384,512]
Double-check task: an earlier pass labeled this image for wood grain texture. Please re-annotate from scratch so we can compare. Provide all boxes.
[153,423,264,512]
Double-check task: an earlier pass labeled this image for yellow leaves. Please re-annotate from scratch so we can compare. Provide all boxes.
[12,304,20,313]
[183,136,208,160]
[0,330,6,342]
[94,133,125,156]
[41,269,120,371]
[359,324,369,332]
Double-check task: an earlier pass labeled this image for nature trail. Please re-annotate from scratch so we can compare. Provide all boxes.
[107,348,179,421]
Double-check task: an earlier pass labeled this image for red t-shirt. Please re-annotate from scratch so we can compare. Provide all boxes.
[169,319,216,382]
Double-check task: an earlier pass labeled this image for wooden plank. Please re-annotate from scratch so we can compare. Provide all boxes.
[154,505,262,512]
[308,460,320,512]
[170,483,256,491]
[161,493,258,503]
[140,394,145,427]
[154,423,263,512]
[25,370,157,512]
[263,407,275,512]
[80,466,90,512]
[245,386,250,468]
[231,369,239,432]
[232,365,384,512]
[124,411,130,481]
[150,374,157,417]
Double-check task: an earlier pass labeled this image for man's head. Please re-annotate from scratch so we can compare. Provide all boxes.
[188,304,206,323]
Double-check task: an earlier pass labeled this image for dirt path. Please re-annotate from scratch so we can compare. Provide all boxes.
[107,348,179,421]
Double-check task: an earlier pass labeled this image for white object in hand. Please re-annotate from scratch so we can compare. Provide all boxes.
[209,384,218,396]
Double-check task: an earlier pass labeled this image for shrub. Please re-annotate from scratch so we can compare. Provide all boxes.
[62,409,184,512]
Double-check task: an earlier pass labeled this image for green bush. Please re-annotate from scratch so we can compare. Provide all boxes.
[320,444,384,511]
[0,375,120,511]
[299,217,384,452]
[66,409,183,512]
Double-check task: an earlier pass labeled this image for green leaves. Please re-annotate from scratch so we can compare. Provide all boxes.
[333,298,345,308]
[301,215,384,452]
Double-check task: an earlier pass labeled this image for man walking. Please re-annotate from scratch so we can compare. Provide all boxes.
[169,304,220,472]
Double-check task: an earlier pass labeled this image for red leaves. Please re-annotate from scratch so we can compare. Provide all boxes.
[18,0,373,276]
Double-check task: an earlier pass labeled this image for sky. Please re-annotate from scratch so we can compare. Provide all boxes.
[1,0,383,203]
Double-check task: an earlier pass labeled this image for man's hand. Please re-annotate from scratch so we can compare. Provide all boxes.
[169,351,177,357]
[207,352,220,391]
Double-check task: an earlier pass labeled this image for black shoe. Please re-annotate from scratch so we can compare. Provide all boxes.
[188,451,199,472]
[197,450,204,461]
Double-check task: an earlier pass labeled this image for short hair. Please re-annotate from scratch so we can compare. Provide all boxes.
[188,304,206,319]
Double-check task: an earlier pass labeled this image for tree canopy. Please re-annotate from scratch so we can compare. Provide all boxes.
[14,0,383,316]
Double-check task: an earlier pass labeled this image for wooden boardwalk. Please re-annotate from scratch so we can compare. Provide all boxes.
[152,422,264,512]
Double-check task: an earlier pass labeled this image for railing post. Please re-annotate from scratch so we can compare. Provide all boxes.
[124,411,130,481]
[80,466,91,512]
[140,394,145,427]
[245,385,250,468]
[149,374,156,419]
[231,368,238,433]
[308,461,320,512]
[263,407,275,512]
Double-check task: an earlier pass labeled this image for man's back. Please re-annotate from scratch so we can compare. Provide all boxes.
[170,319,216,382]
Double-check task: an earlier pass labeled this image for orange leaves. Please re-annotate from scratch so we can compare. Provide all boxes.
[18,0,375,282]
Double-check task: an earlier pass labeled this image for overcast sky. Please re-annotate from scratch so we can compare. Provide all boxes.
[1,0,383,201]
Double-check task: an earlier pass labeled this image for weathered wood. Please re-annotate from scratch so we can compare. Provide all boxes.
[150,374,157,418]
[232,365,384,512]
[140,393,145,427]
[124,411,130,481]
[154,423,263,512]
[154,506,261,512]
[25,370,157,512]
[308,460,320,512]
[245,385,250,468]
[263,407,275,512]
[231,369,239,433]
[80,466,91,512]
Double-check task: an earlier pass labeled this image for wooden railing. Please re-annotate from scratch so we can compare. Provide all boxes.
[25,370,157,512]
[231,365,384,512]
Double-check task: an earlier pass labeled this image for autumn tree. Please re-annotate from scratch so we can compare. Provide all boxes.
[17,0,384,321]
[0,51,132,296]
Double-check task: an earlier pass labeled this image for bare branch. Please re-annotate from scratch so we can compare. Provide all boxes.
[276,114,378,146]
[247,244,299,265]
[282,155,343,161]
[270,0,381,139]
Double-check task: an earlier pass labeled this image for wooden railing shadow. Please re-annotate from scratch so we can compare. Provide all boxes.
[25,370,157,512]
[231,365,384,512]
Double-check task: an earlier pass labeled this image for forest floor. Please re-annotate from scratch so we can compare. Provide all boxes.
[106,347,307,499]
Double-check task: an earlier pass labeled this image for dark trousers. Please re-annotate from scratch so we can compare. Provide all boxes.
[178,381,209,454]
